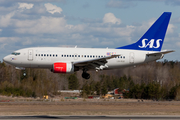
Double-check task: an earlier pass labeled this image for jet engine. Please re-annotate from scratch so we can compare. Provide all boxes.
[52,62,74,73]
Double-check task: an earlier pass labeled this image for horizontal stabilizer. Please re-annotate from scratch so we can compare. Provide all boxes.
[147,50,174,56]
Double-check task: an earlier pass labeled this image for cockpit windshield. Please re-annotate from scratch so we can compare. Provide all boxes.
[11,52,20,56]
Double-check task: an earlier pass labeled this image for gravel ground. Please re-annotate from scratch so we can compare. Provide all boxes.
[0,98,179,115]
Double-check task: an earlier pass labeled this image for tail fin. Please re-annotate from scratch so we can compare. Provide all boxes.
[116,12,171,51]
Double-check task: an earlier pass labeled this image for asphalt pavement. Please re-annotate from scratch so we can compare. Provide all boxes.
[0,115,180,120]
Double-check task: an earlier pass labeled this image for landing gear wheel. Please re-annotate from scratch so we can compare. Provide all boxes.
[82,72,90,79]
[23,70,26,76]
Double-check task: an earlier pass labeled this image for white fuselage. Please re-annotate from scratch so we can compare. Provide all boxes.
[3,47,162,71]
[2,12,172,79]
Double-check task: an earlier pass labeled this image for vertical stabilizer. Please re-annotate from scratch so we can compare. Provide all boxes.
[116,12,171,51]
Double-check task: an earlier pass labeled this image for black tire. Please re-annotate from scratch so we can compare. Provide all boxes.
[82,72,90,79]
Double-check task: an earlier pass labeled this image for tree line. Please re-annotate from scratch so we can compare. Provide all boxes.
[0,60,180,100]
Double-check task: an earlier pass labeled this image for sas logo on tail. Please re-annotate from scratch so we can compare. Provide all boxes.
[139,39,162,48]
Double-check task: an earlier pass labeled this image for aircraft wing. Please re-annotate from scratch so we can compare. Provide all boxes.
[73,54,120,70]
[147,50,174,56]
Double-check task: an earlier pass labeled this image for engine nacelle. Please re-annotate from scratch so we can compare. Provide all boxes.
[53,62,74,73]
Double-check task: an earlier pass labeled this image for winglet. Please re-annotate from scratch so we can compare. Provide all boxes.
[116,12,172,51]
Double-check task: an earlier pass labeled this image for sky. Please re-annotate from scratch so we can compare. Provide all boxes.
[0,0,180,61]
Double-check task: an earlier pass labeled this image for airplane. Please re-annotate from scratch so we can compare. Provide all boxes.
[3,12,174,79]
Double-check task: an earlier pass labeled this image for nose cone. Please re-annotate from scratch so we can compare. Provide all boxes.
[3,55,11,64]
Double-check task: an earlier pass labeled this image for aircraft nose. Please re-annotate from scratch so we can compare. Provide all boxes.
[3,56,10,63]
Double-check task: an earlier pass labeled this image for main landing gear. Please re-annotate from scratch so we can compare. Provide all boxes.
[82,71,90,79]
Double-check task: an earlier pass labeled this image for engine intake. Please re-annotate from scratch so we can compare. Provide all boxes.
[53,62,74,73]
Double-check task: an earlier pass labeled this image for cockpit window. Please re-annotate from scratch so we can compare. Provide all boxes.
[11,52,20,56]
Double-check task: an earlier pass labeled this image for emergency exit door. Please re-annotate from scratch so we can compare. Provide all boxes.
[129,52,134,63]
[28,49,33,61]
